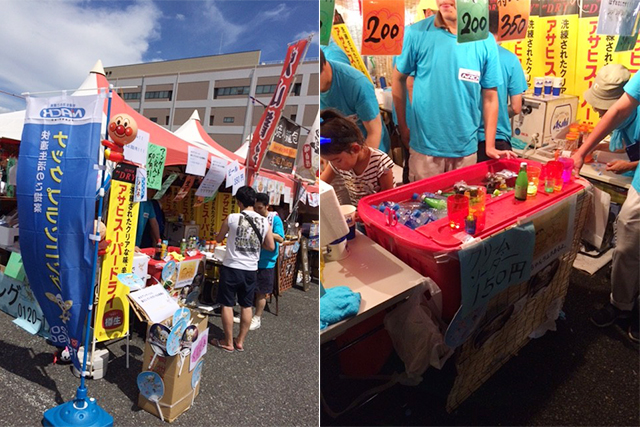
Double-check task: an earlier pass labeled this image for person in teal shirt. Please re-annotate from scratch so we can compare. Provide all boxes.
[573,70,640,343]
[477,17,528,162]
[321,39,350,66]
[135,200,160,248]
[320,50,390,153]
[245,193,285,331]
[393,1,515,181]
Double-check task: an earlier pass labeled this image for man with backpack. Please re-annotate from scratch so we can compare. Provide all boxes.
[211,186,275,352]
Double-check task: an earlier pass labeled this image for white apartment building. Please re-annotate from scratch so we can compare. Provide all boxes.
[104,50,319,151]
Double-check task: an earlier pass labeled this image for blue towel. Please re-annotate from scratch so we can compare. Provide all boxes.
[320,286,361,330]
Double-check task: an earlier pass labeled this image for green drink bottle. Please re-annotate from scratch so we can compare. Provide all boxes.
[514,162,528,201]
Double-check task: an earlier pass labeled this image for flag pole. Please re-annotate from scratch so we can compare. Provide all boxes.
[43,85,114,427]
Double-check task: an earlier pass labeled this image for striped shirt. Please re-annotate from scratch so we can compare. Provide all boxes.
[330,148,395,206]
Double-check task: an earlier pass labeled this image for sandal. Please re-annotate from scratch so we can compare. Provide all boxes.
[210,338,234,353]
[233,339,245,352]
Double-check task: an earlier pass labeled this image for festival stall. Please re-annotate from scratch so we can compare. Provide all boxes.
[319,0,639,417]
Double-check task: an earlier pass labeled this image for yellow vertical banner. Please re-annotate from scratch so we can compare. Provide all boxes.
[575,1,609,123]
[539,1,579,94]
[331,23,373,82]
[503,0,542,88]
[94,163,139,342]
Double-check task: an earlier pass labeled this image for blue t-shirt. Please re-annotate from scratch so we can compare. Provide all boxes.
[478,45,527,144]
[135,201,156,247]
[321,41,351,65]
[396,15,503,157]
[623,74,640,193]
[258,214,284,269]
[321,59,391,153]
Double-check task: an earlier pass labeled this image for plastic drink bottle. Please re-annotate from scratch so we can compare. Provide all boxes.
[514,163,528,201]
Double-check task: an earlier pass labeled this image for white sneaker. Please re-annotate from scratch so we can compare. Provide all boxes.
[233,316,241,324]
[249,316,261,331]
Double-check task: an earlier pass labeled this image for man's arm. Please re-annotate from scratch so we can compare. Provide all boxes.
[508,94,523,118]
[148,218,161,245]
[262,226,275,252]
[483,88,517,159]
[362,115,383,149]
[572,93,640,172]
[273,217,285,244]
[215,217,229,243]
[392,67,411,149]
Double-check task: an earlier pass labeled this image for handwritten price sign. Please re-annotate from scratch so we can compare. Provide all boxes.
[457,0,489,44]
[320,0,335,46]
[496,0,530,41]
[361,0,405,56]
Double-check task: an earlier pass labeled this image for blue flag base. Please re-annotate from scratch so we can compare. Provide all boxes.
[42,398,113,427]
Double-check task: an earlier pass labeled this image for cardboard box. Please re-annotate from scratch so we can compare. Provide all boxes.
[138,311,208,423]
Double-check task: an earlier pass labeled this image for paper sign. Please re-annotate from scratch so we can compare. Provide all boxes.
[186,146,208,177]
[308,192,319,207]
[129,286,181,324]
[231,167,246,196]
[5,252,26,282]
[526,194,577,275]
[362,0,405,55]
[597,0,640,36]
[320,0,336,45]
[269,191,280,206]
[284,188,292,204]
[124,129,149,166]
[134,168,147,202]
[176,259,199,289]
[153,173,178,200]
[459,223,535,317]
[190,327,209,371]
[146,143,166,190]
[0,274,46,335]
[616,32,639,52]
[195,157,227,198]
[457,0,489,44]
[225,161,241,188]
[174,176,195,202]
[496,0,530,42]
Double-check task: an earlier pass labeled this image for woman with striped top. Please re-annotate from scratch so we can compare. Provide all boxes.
[320,109,395,206]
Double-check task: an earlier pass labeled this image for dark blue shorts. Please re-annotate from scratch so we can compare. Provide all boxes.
[256,267,275,295]
[216,266,257,308]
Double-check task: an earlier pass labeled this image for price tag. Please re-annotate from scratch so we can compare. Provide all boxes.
[496,0,530,42]
[361,0,405,56]
[320,0,335,46]
[457,0,489,44]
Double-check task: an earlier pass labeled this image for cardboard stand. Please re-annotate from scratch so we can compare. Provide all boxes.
[138,310,208,423]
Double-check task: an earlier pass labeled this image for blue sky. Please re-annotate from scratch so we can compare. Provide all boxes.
[0,0,319,113]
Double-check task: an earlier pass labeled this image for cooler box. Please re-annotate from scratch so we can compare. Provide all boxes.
[358,159,584,321]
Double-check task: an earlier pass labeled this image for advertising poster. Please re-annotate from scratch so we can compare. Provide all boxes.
[263,117,301,174]
[16,94,103,368]
[94,162,140,342]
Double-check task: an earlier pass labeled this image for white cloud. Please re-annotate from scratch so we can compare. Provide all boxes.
[176,13,186,21]
[263,3,291,20]
[0,1,161,112]
[293,31,320,46]
[203,1,248,48]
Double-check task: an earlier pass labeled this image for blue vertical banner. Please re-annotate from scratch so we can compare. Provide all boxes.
[17,94,104,370]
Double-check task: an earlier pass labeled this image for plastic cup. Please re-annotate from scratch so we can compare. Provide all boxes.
[340,204,357,240]
[544,76,554,95]
[527,166,541,198]
[534,77,544,96]
[558,157,574,183]
[447,194,469,230]
[552,77,562,96]
[545,161,563,193]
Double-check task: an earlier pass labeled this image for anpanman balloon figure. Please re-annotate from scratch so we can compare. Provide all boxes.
[101,113,138,162]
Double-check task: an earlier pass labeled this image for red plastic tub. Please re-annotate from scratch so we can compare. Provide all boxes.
[358,159,584,321]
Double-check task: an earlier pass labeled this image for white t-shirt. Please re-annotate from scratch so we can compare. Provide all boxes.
[223,210,269,271]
